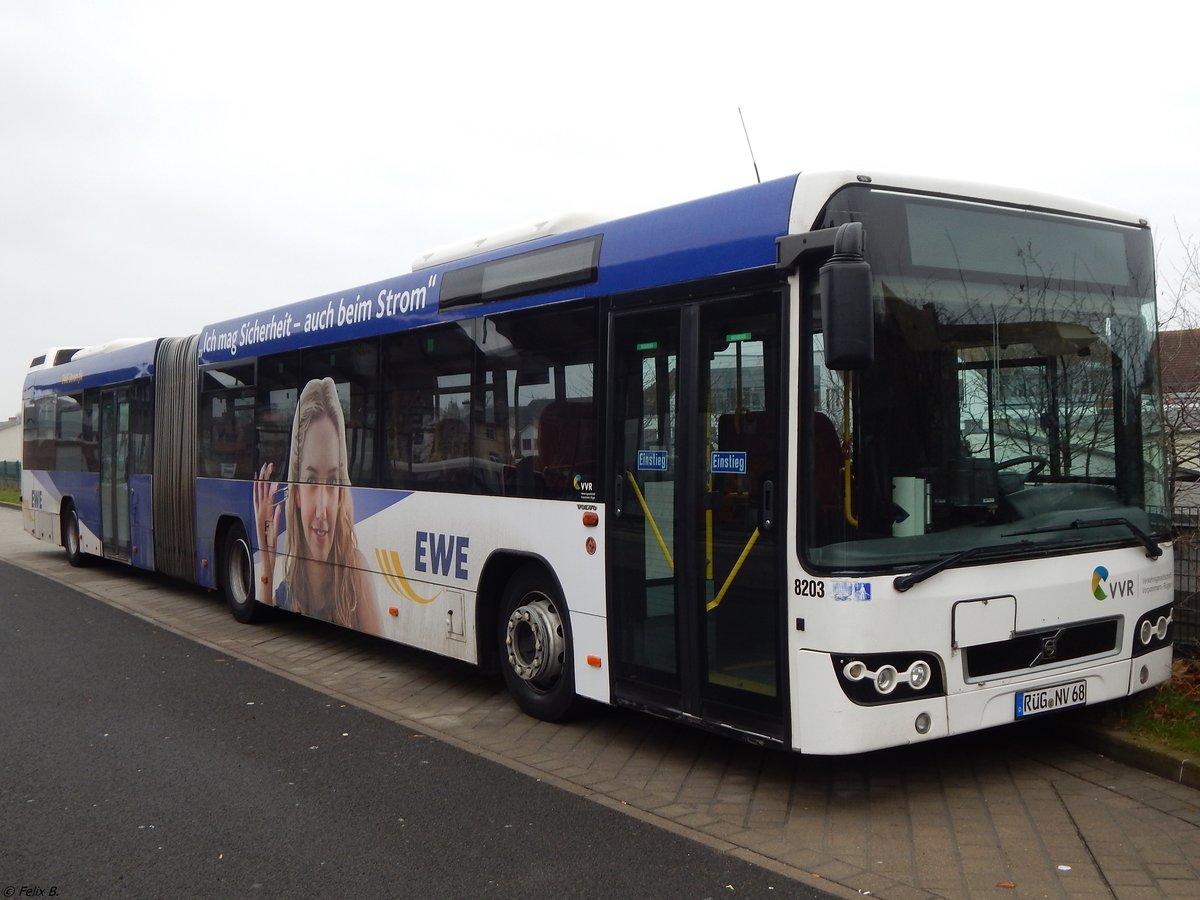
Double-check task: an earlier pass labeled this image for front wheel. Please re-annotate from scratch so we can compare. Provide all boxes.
[499,565,577,722]
[222,523,267,624]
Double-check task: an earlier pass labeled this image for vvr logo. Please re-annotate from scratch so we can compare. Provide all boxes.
[1091,566,1135,601]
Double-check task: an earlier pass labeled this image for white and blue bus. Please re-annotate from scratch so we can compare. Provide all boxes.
[23,171,1175,753]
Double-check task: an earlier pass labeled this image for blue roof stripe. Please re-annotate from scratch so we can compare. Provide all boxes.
[195,175,797,366]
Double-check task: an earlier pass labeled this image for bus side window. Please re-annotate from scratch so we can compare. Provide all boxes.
[383,325,474,493]
[256,352,299,480]
[538,399,595,497]
[300,341,379,488]
[199,363,255,479]
[54,393,85,473]
[480,305,597,500]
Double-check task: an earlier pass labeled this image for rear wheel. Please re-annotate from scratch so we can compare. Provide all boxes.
[499,565,576,721]
[63,503,86,567]
[222,522,266,624]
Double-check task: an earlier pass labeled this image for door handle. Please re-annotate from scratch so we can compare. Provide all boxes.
[613,473,625,518]
[761,479,775,532]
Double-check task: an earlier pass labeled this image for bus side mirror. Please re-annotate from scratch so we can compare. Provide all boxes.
[820,222,874,370]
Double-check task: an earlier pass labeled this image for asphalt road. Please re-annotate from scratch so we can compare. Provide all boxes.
[0,561,835,899]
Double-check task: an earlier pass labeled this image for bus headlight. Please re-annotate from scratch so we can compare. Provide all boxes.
[1133,603,1173,657]
[907,660,932,690]
[874,665,898,694]
[843,660,869,681]
[833,652,944,705]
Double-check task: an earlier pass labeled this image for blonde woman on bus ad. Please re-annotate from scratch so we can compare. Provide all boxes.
[254,377,380,633]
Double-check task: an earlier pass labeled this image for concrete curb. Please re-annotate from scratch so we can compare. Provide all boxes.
[1077,727,1200,791]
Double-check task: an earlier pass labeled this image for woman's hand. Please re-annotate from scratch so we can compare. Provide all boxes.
[254,462,283,603]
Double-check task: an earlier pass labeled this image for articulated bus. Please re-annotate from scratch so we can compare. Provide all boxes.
[22,171,1175,753]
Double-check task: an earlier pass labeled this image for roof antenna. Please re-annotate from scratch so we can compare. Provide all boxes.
[738,107,761,184]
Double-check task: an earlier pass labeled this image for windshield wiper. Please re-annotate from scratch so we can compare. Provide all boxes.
[1002,516,1162,559]
[893,517,1162,594]
[893,542,1029,593]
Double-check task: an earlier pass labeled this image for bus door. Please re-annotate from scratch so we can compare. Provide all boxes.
[99,387,132,562]
[608,293,784,740]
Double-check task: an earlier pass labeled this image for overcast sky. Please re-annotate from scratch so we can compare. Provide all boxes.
[4,0,1199,418]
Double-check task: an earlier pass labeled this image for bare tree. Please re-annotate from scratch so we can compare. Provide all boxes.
[1156,227,1200,498]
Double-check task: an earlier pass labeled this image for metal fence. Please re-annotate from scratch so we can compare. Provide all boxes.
[0,460,18,492]
[1172,510,1200,654]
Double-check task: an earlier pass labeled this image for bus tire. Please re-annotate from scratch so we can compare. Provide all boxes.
[499,564,577,722]
[63,503,86,568]
[222,522,266,624]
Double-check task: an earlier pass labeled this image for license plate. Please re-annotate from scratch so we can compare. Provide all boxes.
[1014,679,1087,718]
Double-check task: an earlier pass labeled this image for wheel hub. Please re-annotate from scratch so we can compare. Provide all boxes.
[505,596,565,687]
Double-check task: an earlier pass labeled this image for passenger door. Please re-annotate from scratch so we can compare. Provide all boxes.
[99,387,132,561]
[607,292,784,739]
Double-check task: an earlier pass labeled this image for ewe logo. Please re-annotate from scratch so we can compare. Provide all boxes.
[1091,565,1135,601]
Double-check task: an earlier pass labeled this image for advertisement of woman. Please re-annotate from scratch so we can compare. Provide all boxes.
[254,377,380,633]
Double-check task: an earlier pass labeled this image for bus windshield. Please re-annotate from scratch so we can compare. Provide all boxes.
[804,186,1167,571]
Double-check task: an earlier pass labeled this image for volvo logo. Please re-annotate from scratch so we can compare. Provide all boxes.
[1031,629,1065,667]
